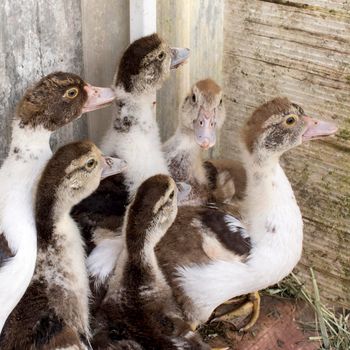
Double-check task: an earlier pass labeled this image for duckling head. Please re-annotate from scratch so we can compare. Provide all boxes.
[17,72,117,131]
[126,175,178,249]
[242,97,338,160]
[180,79,226,150]
[115,33,190,94]
[37,141,127,213]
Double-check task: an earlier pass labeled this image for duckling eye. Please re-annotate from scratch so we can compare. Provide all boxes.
[192,94,196,103]
[200,120,204,126]
[64,87,79,99]
[169,190,175,200]
[285,114,298,126]
[158,52,165,61]
[85,158,97,170]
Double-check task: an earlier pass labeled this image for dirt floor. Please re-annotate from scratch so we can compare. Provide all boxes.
[199,295,321,350]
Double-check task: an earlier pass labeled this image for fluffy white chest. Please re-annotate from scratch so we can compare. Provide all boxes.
[100,95,169,195]
[0,127,51,332]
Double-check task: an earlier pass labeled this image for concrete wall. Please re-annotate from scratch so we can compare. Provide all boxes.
[0,0,87,164]
[221,0,350,307]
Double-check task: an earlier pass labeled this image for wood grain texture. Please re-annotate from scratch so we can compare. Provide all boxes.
[220,0,350,307]
[0,0,87,164]
[81,0,130,144]
[157,0,224,157]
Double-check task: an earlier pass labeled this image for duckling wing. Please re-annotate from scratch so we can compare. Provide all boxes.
[157,206,250,269]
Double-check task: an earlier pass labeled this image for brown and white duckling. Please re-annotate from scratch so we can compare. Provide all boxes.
[0,141,126,349]
[101,33,190,197]
[155,98,337,330]
[163,79,226,205]
[92,175,209,350]
[0,72,117,332]
[72,34,189,279]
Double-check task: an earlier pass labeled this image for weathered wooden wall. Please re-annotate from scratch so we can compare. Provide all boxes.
[0,0,87,164]
[157,0,224,153]
[221,0,350,307]
[81,0,130,144]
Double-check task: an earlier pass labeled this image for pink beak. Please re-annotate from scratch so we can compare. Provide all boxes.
[82,84,117,113]
[170,47,190,69]
[193,107,217,150]
[101,156,127,179]
[302,116,338,141]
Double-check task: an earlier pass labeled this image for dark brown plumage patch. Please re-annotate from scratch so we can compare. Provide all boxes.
[0,280,83,350]
[72,171,128,255]
[116,33,162,92]
[243,97,292,152]
[200,208,251,256]
[17,71,88,131]
[203,160,219,192]
[113,115,137,133]
[0,233,14,267]
[125,174,170,256]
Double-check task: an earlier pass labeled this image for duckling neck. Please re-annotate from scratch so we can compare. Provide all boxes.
[123,222,167,289]
[164,127,206,185]
[10,119,52,158]
[35,200,90,335]
[100,85,168,196]
[242,150,303,282]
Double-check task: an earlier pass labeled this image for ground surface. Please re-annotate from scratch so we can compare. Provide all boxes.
[200,295,321,350]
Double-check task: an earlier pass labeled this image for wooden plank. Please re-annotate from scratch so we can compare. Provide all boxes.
[0,0,87,164]
[130,0,156,41]
[81,0,130,144]
[157,0,224,155]
[156,0,191,142]
[220,0,350,307]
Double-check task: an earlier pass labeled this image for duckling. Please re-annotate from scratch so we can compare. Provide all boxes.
[92,175,209,350]
[155,98,337,330]
[0,141,126,349]
[0,72,117,332]
[72,33,189,278]
[163,79,226,205]
[101,33,190,196]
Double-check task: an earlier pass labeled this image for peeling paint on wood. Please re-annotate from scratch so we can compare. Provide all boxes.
[0,0,87,165]
[220,0,350,307]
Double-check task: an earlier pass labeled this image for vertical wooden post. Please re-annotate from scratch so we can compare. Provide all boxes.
[156,0,191,142]
[130,0,156,41]
[81,0,130,144]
